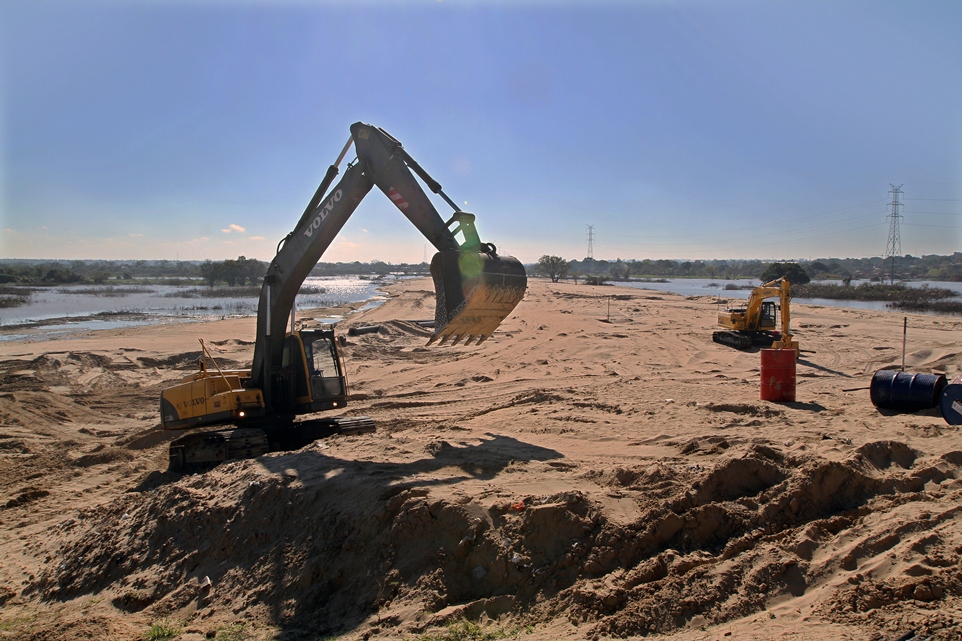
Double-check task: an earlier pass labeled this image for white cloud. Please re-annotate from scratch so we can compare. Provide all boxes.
[223,240,235,245]
[129,233,144,237]
[249,235,266,241]
[221,223,246,233]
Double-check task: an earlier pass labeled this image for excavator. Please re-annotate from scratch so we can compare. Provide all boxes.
[161,123,527,470]
[712,277,799,352]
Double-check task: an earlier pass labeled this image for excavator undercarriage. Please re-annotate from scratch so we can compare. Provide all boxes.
[168,417,376,471]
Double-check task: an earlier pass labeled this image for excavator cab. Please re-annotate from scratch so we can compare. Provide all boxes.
[758,301,777,330]
[276,329,347,415]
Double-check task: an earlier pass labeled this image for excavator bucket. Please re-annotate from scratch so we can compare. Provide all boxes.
[428,249,527,346]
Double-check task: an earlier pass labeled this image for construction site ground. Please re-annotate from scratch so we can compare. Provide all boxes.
[1,278,961,641]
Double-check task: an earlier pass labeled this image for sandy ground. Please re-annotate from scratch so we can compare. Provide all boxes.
[1,278,961,641]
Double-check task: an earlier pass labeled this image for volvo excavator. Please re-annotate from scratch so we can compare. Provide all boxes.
[161,123,527,470]
[712,277,798,352]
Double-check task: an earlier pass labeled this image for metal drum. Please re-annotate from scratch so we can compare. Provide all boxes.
[870,369,947,412]
[940,376,962,425]
[760,348,796,402]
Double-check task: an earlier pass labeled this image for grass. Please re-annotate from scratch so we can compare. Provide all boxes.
[793,281,958,302]
[0,613,36,632]
[0,285,32,308]
[164,286,262,298]
[144,619,182,641]
[57,286,156,296]
[792,282,962,314]
[410,619,532,641]
[163,285,328,299]
[216,623,252,640]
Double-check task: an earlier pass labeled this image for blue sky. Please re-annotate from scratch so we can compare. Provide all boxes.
[1,0,960,263]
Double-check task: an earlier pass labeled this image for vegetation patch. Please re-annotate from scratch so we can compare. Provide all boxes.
[412,619,530,641]
[144,619,181,641]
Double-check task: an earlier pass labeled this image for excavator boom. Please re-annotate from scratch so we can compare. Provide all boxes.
[249,122,527,395]
[161,123,526,469]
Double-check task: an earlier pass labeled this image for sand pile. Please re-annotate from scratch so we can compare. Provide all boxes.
[21,436,962,640]
[1,279,961,640]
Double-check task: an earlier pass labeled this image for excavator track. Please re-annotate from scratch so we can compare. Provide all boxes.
[168,416,376,472]
[712,331,754,350]
[712,330,782,350]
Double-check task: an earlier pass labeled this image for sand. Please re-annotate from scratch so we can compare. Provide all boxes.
[1,279,961,641]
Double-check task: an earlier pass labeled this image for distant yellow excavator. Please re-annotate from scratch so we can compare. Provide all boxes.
[713,277,799,352]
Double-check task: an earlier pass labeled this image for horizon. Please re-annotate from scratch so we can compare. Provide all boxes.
[2,252,959,267]
[2,1,960,263]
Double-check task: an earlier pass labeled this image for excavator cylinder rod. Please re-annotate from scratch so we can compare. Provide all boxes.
[428,249,527,346]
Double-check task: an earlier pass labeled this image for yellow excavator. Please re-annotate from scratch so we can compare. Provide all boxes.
[161,123,527,469]
[713,277,798,352]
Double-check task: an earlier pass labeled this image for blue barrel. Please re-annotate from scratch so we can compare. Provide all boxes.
[941,376,962,425]
[870,370,947,412]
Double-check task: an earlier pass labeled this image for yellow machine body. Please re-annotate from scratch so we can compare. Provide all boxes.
[714,277,799,352]
[160,367,264,431]
[160,328,347,431]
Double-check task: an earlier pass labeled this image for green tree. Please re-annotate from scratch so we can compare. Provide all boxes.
[199,259,219,287]
[760,262,810,285]
[537,255,571,283]
[609,259,631,281]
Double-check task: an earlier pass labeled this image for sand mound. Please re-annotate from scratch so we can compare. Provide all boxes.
[24,438,961,639]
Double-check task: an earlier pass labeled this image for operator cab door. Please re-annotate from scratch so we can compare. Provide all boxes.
[296,330,347,413]
[759,301,777,330]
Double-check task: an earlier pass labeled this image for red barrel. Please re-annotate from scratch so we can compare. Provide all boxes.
[760,348,796,402]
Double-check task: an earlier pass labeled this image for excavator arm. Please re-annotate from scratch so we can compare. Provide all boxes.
[248,122,527,396]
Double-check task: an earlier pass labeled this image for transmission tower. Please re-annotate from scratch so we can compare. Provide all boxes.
[586,225,595,260]
[885,184,903,284]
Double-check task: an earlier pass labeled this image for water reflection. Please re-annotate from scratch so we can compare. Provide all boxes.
[0,277,390,340]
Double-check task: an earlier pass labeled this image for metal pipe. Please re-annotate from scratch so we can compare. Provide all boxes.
[901,316,907,371]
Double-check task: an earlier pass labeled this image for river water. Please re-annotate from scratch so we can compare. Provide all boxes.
[0,277,389,342]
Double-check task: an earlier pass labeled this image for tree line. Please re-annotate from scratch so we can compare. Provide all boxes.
[0,257,432,286]
[534,253,962,283]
